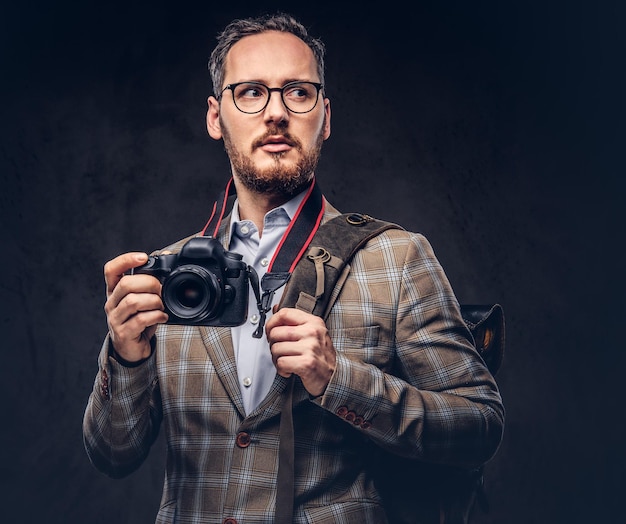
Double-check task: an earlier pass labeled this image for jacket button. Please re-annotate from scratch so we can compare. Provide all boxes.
[353,416,364,426]
[345,410,356,423]
[336,406,348,417]
[223,519,238,524]
[100,384,109,400]
[360,420,372,430]
[100,369,110,400]
[236,432,251,448]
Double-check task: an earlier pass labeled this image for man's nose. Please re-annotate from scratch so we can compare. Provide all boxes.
[263,90,290,124]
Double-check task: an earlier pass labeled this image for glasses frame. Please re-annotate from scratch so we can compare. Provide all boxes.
[219,81,324,114]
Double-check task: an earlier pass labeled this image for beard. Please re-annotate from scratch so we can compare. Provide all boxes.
[222,122,325,199]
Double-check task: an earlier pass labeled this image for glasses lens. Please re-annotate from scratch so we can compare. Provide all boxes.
[232,83,269,113]
[282,82,320,113]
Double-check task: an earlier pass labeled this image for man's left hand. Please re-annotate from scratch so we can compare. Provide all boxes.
[265,307,336,397]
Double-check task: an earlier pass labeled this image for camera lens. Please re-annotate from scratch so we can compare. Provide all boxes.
[175,281,204,309]
[162,265,222,323]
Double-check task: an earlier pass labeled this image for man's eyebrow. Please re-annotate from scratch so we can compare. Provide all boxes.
[231,78,317,86]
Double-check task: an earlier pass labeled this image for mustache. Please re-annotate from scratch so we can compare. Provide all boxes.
[252,127,301,150]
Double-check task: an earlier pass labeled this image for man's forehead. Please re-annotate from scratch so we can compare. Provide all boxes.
[224,31,318,84]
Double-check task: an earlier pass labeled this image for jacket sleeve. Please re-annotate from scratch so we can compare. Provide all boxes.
[82,335,162,478]
[318,229,505,468]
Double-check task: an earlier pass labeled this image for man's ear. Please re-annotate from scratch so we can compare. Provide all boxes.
[206,96,222,139]
[322,98,331,140]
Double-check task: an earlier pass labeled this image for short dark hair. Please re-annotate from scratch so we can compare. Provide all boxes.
[208,12,326,97]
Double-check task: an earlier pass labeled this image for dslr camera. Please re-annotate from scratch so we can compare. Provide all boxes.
[132,236,251,327]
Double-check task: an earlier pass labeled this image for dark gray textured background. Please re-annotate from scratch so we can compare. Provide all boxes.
[1,1,623,522]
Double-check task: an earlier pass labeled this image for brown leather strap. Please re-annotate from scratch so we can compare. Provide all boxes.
[275,376,295,524]
[273,214,403,523]
[279,213,403,318]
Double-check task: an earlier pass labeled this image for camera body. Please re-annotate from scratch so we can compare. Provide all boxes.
[132,236,249,327]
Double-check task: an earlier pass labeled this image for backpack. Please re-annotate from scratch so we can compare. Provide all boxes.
[279,212,505,524]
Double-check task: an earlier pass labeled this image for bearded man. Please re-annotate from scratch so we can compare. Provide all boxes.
[83,12,504,524]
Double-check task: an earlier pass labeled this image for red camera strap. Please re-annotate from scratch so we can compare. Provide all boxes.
[201,177,325,337]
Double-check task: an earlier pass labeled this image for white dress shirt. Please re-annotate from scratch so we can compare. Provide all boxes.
[228,190,307,414]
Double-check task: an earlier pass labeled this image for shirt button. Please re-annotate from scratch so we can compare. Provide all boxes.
[260,257,269,267]
[242,377,252,387]
[240,225,250,235]
[250,314,260,325]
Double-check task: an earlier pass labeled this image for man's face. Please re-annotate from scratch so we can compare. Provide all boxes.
[207,31,331,197]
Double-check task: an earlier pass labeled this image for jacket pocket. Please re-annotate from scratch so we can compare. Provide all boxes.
[331,325,393,369]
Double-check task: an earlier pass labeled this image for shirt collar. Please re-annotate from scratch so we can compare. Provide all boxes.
[228,187,309,238]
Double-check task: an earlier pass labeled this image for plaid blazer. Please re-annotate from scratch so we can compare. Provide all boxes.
[83,200,504,524]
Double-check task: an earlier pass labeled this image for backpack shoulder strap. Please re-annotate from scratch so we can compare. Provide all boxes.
[279,212,506,377]
[279,213,403,319]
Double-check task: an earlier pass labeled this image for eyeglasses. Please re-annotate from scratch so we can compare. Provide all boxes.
[219,81,324,114]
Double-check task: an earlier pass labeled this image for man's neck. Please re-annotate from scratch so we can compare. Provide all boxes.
[234,185,290,237]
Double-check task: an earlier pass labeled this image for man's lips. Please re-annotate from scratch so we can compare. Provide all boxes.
[256,135,295,153]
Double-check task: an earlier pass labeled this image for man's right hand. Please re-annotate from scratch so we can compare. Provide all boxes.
[103,252,169,363]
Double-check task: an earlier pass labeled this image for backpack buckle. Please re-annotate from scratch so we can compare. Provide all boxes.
[346,213,373,226]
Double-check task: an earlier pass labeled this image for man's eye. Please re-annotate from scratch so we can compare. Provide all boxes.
[241,88,263,98]
[284,85,312,100]
[235,84,267,99]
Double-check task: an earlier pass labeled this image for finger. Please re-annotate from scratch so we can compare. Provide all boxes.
[110,309,166,345]
[266,317,325,347]
[265,306,320,331]
[266,325,304,347]
[272,351,319,381]
[270,349,296,378]
[104,252,149,296]
[107,290,165,327]
[106,274,162,313]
